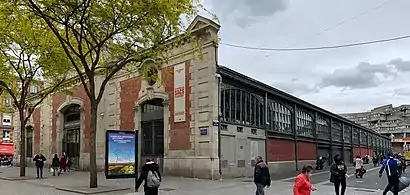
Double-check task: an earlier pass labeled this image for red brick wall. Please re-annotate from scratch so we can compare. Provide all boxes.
[297,141,316,160]
[353,147,374,157]
[119,78,141,130]
[267,138,295,162]
[51,84,91,153]
[33,108,41,154]
[162,61,191,150]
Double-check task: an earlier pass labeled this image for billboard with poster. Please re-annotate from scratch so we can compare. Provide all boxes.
[105,130,137,179]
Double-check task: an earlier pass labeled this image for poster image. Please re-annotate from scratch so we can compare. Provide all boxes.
[173,62,186,122]
[105,130,137,179]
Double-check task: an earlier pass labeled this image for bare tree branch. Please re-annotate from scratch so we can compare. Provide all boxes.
[27,0,92,99]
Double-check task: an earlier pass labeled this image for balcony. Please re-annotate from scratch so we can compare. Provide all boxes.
[367,115,386,122]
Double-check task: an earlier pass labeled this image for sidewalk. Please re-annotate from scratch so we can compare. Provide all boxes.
[0,166,396,195]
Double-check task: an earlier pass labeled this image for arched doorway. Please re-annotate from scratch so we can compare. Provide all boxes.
[62,104,81,168]
[140,98,164,172]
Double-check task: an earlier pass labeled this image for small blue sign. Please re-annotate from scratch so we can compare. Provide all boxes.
[212,120,219,126]
[199,127,208,135]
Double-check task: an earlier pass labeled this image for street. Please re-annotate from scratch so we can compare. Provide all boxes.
[2,165,410,195]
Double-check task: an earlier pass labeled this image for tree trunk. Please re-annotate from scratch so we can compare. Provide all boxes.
[89,103,98,188]
[19,117,26,177]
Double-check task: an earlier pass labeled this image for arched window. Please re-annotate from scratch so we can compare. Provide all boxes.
[317,116,330,140]
[221,88,264,128]
[331,121,342,142]
[296,110,314,137]
[343,124,352,143]
[352,127,360,145]
[267,102,293,134]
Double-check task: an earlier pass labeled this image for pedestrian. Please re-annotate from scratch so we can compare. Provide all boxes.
[51,154,60,176]
[135,158,161,195]
[330,155,347,195]
[253,156,271,195]
[372,156,378,167]
[401,158,406,173]
[355,155,364,178]
[293,164,317,195]
[379,151,399,195]
[66,157,72,172]
[58,154,67,176]
[33,152,46,179]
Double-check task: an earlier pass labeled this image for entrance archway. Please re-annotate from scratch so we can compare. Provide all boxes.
[140,98,164,172]
[62,104,81,168]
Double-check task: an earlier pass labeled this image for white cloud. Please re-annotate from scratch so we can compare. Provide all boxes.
[204,0,410,113]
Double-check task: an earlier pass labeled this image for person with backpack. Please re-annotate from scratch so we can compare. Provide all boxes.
[136,158,161,195]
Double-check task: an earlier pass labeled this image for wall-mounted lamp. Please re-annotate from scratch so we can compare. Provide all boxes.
[100,113,104,118]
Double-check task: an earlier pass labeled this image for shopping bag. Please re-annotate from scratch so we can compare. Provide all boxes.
[50,168,55,173]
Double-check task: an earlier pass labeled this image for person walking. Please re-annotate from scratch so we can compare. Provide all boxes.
[330,155,347,195]
[136,158,162,195]
[253,156,271,195]
[58,154,67,176]
[401,157,406,173]
[372,156,378,167]
[33,153,46,179]
[293,165,317,195]
[355,155,364,178]
[51,154,60,176]
[379,152,399,195]
[66,157,72,172]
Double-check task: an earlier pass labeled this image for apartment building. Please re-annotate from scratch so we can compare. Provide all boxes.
[340,104,410,153]
[0,97,14,156]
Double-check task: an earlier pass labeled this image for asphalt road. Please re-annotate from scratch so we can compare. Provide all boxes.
[324,167,410,191]
[281,164,376,184]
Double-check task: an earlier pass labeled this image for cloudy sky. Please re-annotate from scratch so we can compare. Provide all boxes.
[201,0,410,114]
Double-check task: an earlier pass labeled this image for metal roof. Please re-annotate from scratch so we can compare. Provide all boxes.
[216,65,389,139]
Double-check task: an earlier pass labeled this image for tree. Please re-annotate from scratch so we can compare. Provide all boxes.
[0,5,73,177]
[14,0,203,188]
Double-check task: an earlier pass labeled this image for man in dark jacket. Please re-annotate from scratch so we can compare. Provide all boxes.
[254,156,271,195]
[136,158,162,195]
[330,155,347,195]
[33,153,46,178]
[379,151,399,195]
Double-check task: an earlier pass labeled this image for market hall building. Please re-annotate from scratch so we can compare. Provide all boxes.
[13,16,391,179]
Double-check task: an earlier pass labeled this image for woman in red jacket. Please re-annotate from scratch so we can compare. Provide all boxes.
[293,165,317,195]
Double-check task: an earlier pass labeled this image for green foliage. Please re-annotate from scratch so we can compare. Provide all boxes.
[0,3,72,119]
[4,0,210,187]
[19,0,203,102]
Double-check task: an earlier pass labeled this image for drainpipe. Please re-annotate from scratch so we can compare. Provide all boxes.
[264,93,268,165]
[215,73,222,179]
[214,40,222,179]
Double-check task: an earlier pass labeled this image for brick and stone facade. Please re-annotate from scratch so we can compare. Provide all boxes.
[13,16,221,179]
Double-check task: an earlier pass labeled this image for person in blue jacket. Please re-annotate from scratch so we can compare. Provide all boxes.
[379,151,399,195]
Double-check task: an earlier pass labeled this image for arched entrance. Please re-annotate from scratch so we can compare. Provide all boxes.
[62,104,81,168]
[140,98,164,172]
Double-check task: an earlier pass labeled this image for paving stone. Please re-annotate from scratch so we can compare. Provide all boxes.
[56,186,130,194]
